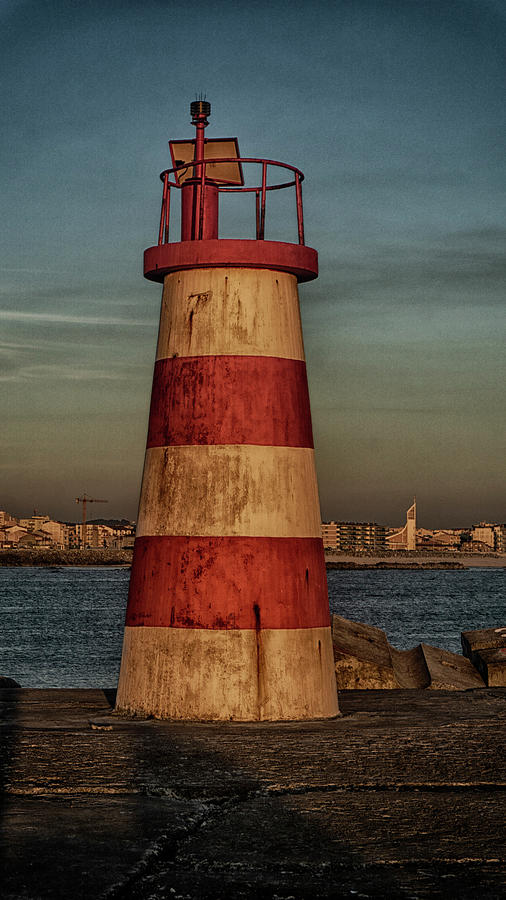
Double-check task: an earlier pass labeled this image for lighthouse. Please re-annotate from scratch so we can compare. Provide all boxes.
[116,101,338,721]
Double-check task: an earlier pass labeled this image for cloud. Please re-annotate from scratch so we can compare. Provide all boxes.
[307,232,506,318]
[0,363,124,383]
[0,340,32,352]
[0,310,152,327]
[0,266,64,274]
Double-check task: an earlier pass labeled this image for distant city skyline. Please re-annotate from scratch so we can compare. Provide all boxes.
[1,1,505,528]
[2,499,503,533]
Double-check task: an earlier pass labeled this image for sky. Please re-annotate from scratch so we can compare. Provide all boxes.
[0,0,504,528]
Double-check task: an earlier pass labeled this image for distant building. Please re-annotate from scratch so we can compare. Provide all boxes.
[321,521,388,551]
[321,522,338,548]
[494,525,506,553]
[16,513,68,549]
[471,523,506,553]
[386,499,416,551]
[0,510,17,527]
[18,529,52,548]
[471,523,496,550]
[416,528,462,551]
[39,520,69,549]
[19,514,50,531]
[0,510,136,551]
[87,524,116,548]
[111,524,136,549]
[65,522,132,549]
[465,539,495,553]
[0,525,27,546]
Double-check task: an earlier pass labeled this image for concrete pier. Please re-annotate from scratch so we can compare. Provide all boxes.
[1,686,505,898]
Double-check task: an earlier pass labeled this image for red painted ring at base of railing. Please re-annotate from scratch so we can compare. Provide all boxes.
[144,239,318,283]
[125,535,330,630]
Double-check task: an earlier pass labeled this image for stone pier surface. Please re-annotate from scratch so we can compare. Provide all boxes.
[1,688,505,898]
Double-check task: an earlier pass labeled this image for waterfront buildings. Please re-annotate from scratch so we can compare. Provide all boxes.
[321,502,506,554]
[322,500,417,552]
[0,509,135,550]
[1,507,504,554]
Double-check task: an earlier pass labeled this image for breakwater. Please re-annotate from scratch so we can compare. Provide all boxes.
[326,559,465,569]
[1,548,503,568]
[325,550,504,569]
[0,549,133,566]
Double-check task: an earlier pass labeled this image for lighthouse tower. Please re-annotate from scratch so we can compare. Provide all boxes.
[116,102,338,721]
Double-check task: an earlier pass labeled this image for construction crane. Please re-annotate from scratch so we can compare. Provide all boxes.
[75,494,108,549]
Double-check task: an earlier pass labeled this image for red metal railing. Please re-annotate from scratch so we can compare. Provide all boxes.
[157,157,305,246]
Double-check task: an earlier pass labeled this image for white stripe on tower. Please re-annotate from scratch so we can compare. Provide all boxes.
[156,268,306,361]
[136,445,321,538]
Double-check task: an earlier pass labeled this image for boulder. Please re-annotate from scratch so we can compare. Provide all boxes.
[331,615,399,689]
[420,643,484,691]
[0,676,21,687]
[461,626,506,686]
[389,645,431,689]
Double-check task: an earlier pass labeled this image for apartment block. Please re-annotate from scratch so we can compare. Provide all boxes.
[494,525,506,553]
[321,521,389,551]
[471,523,496,550]
[471,523,506,552]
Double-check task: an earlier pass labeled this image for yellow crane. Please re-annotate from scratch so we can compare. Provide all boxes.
[75,494,108,549]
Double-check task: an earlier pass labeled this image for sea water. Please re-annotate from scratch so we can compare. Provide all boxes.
[0,566,504,688]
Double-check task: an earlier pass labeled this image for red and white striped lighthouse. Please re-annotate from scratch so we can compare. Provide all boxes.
[116,101,338,720]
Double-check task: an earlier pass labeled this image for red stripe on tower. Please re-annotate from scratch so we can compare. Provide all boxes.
[146,356,314,449]
[126,536,329,629]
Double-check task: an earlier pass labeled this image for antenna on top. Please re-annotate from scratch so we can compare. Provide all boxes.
[191,95,211,122]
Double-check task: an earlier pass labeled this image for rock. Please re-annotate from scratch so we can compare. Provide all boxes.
[420,643,485,691]
[331,615,486,690]
[461,627,506,686]
[389,645,431,689]
[472,648,506,686]
[331,615,399,689]
[461,625,506,656]
[0,676,21,687]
